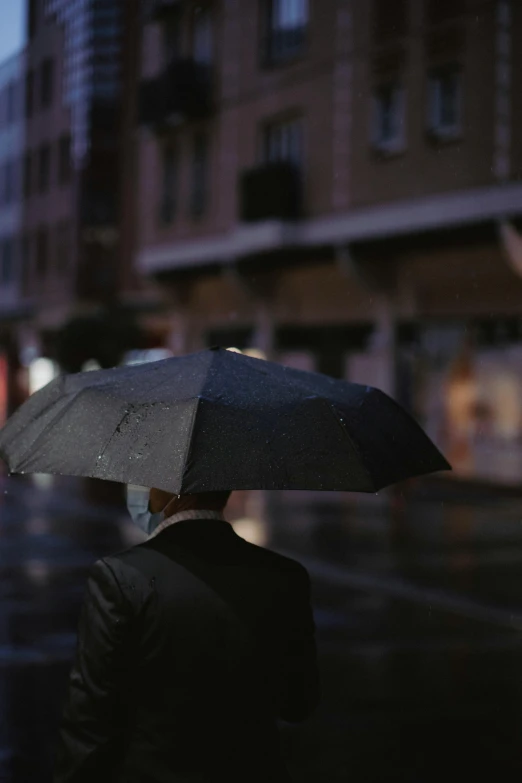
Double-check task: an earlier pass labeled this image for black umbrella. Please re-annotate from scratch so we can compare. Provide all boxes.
[0,347,449,493]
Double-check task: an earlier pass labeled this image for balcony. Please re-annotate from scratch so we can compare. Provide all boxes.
[139,59,212,129]
[142,0,182,22]
[239,162,302,223]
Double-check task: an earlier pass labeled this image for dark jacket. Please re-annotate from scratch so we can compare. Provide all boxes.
[54,518,320,783]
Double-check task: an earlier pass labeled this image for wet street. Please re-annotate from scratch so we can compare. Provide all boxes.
[1,476,522,781]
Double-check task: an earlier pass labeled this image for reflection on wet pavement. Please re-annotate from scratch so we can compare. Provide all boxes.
[267,490,522,781]
[1,477,522,781]
[0,475,129,781]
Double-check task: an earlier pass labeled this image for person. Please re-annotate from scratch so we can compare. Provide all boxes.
[53,487,320,783]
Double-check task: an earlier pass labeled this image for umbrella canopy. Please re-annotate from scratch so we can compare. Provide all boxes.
[0,347,450,493]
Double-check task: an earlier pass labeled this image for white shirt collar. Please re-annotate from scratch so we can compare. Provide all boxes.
[148,510,226,540]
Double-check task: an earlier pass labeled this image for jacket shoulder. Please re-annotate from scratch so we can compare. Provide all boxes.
[239,538,309,581]
[93,548,155,598]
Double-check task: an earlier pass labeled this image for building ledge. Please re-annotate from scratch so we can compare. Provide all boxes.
[137,182,522,275]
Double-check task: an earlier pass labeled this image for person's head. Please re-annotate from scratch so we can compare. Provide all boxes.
[125,484,231,535]
[149,488,231,516]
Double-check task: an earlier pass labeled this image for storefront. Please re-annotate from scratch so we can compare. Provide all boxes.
[414,319,522,484]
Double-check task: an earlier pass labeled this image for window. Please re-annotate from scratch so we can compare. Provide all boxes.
[426,0,466,26]
[0,162,13,206]
[263,117,303,165]
[163,12,182,66]
[264,0,309,64]
[36,227,48,277]
[23,152,32,198]
[21,234,32,292]
[193,8,213,65]
[58,134,72,184]
[0,164,5,206]
[159,145,178,224]
[28,0,38,40]
[4,160,15,204]
[25,70,35,118]
[0,237,14,284]
[55,220,72,272]
[427,65,462,138]
[38,144,51,193]
[191,133,210,218]
[41,58,55,109]
[6,81,16,123]
[372,82,405,153]
[373,0,408,45]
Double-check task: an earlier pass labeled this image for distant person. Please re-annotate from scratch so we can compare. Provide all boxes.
[54,487,320,783]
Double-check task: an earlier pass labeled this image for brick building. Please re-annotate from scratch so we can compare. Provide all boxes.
[0,0,143,406]
[136,0,522,483]
[0,53,27,421]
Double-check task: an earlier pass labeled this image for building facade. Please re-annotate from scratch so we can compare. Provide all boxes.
[0,0,143,403]
[136,0,522,484]
[0,53,27,423]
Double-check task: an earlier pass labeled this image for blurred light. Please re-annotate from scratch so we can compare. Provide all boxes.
[123,348,172,365]
[28,358,58,395]
[32,473,54,490]
[243,348,266,360]
[82,359,101,372]
[226,347,267,360]
[500,222,522,277]
[232,516,268,547]
[24,559,50,585]
[26,516,51,536]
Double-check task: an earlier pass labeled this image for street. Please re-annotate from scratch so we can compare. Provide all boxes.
[1,476,522,781]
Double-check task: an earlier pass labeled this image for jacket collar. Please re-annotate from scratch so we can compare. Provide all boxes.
[147,510,226,540]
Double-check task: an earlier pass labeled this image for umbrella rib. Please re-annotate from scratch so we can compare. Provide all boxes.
[92,370,196,481]
[320,398,375,491]
[92,407,135,473]
[179,396,203,493]
[244,359,346,402]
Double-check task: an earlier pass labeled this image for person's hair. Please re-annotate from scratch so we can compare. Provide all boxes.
[149,488,232,514]
[197,490,231,510]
